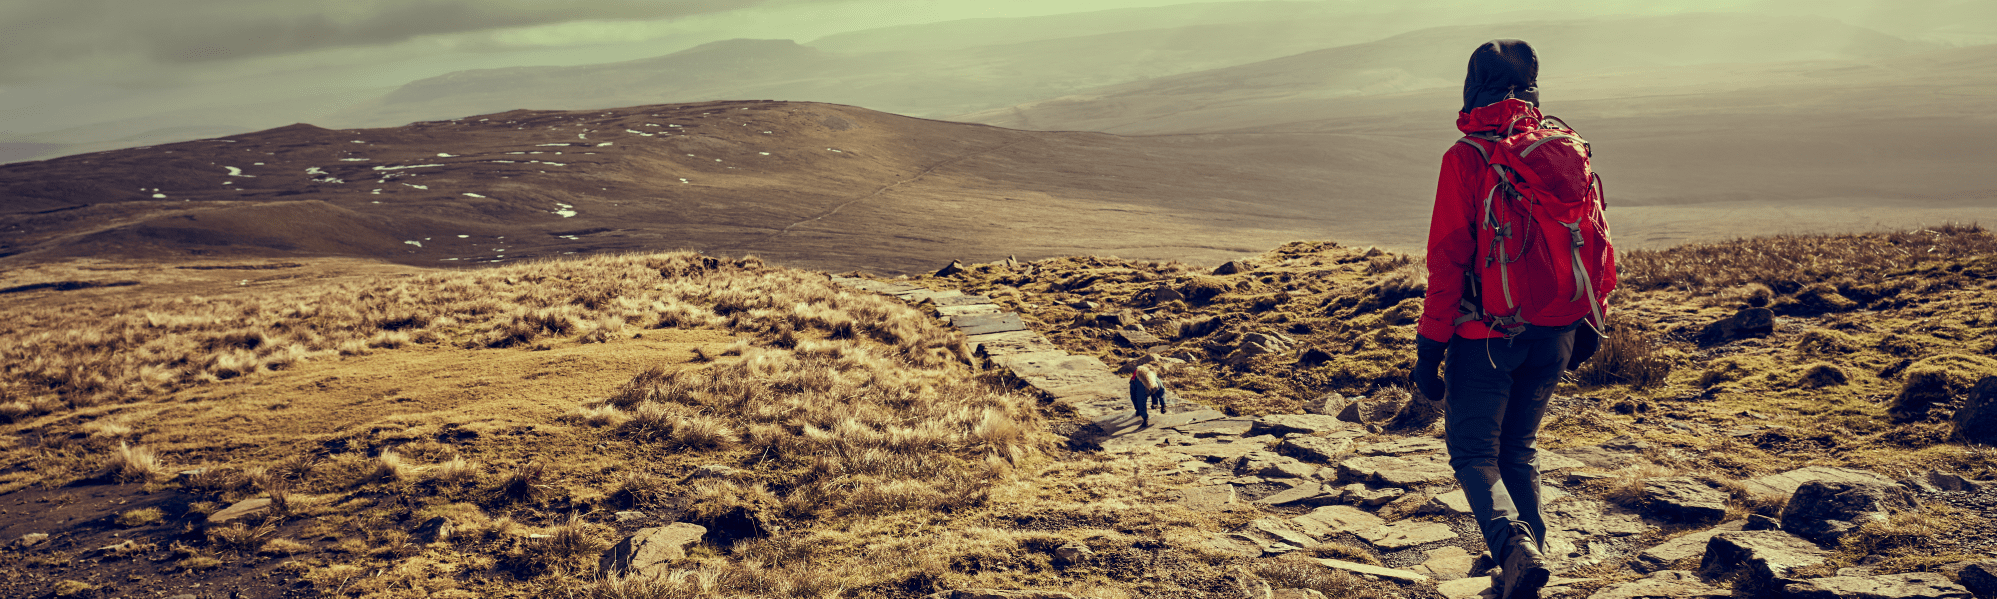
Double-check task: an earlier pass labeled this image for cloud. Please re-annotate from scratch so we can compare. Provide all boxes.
[0,0,789,82]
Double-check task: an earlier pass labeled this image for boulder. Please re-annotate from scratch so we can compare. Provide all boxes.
[1783,573,1973,599]
[207,498,273,525]
[1278,436,1354,464]
[1949,560,1997,599]
[1744,514,1781,531]
[1362,521,1457,550]
[1249,414,1350,437]
[1699,530,1829,585]
[1337,396,1403,425]
[1632,520,1743,574]
[934,260,966,277]
[1780,479,1916,545]
[1643,477,1729,523]
[1697,307,1776,347]
[1956,376,1997,446]
[599,523,708,577]
[1214,261,1248,275]
[13,533,48,548]
[1053,542,1094,566]
[1587,570,1732,599]
[1341,483,1405,507]
[1149,285,1186,304]
[1744,466,1900,499]
[411,516,452,545]
[1302,393,1347,416]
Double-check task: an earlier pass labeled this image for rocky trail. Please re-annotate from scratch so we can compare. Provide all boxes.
[828,271,1997,599]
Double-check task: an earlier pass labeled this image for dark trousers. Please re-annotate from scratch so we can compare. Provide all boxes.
[1130,378,1161,420]
[1442,323,1574,560]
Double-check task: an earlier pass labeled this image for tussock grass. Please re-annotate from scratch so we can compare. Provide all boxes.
[106,441,165,483]
[1619,223,1994,296]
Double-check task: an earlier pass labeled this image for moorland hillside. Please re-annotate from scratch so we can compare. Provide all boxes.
[0,225,1992,598]
[0,100,1397,274]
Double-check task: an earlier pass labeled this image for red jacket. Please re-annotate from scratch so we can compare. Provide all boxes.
[1419,99,1544,343]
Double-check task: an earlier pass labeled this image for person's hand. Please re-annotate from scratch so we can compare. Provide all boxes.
[1412,336,1448,401]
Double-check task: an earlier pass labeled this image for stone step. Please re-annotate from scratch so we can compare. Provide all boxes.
[938,304,1003,319]
[927,294,994,307]
[955,312,1028,336]
[968,330,1061,360]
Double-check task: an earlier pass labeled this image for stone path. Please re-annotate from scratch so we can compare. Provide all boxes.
[832,276,1189,424]
[830,275,1993,599]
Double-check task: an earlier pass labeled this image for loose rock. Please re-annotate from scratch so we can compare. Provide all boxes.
[1779,479,1915,545]
[1632,521,1742,574]
[207,498,273,525]
[1643,477,1728,523]
[1782,572,1973,599]
[1744,465,1900,498]
[1302,393,1347,416]
[1956,376,1997,446]
[1296,505,1385,537]
[1700,530,1829,585]
[1253,482,1337,507]
[1587,570,1731,599]
[1697,306,1776,347]
[1278,435,1354,464]
[411,516,452,545]
[1248,414,1349,437]
[1950,560,1997,598]
[600,523,708,577]
[1053,542,1093,566]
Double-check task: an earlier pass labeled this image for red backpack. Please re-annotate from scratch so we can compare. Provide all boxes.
[1453,114,1616,337]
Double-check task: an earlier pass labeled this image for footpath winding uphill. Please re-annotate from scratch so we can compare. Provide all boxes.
[839,261,1997,599]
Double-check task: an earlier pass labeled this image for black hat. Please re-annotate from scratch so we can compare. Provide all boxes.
[1463,39,1539,113]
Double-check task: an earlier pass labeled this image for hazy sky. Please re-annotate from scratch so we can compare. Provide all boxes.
[0,0,1988,155]
[0,0,1255,86]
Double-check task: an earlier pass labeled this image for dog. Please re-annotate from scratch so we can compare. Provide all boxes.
[1129,364,1167,427]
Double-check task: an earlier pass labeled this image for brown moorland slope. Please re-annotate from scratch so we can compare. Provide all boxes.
[0,100,1427,275]
[0,226,1992,598]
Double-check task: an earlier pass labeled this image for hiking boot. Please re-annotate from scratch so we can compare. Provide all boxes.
[1498,523,1549,599]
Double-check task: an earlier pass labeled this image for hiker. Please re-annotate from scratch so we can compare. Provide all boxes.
[1410,39,1617,599]
[1129,364,1166,427]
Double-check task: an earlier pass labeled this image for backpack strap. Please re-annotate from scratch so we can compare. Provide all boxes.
[1455,136,1493,162]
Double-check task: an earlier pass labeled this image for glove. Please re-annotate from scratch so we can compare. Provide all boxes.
[1412,336,1448,401]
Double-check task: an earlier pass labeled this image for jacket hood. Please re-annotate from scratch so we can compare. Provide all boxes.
[1463,39,1538,114]
[1456,98,1543,135]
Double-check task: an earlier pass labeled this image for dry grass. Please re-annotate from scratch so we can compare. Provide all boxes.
[1618,223,1994,296]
